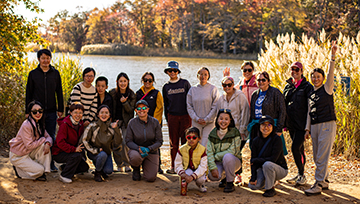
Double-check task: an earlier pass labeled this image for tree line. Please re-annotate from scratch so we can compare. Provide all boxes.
[34,0,360,53]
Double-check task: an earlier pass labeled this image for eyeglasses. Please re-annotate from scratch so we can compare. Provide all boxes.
[243,68,253,73]
[143,78,153,83]
[260,123,272,128]
[31,109,43,114]
[186,135,198,140]
[167,69,178,73]
[222,83,233,88]
[291,67,300,72]
[257,78,267,82]
[136,107,147,111]
[219,109,231,113]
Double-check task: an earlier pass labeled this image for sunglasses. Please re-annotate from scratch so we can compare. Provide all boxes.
[186,135,198,140]
[243,68,253,73]
[136,107,147,111]
[219,108,231,113]
[143,78,153,83]
[257,78,267,82]
[291,67,300,72]
[167,69,178,73]
[222,83,233,88]
[31,109,43,114]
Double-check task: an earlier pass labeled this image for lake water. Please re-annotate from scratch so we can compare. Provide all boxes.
[28,53,245,91]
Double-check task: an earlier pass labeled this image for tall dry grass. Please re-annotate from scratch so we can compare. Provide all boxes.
[258,29,360,158]
[0,53,82,145]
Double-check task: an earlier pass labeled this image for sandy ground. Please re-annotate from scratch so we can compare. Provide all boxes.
[0,142,359,204]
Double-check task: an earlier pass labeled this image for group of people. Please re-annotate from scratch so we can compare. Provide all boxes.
[9,41,338,197]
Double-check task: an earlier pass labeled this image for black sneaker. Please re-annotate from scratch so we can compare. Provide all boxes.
[132,166,141,181]
[218,178,226,188]
[263,188,276,197]
[94,171,103,182]
[13,166,21,178]
[36,173,47,181]
[100,170,108,179]
[158,168,164,174]
[223,182,235,193]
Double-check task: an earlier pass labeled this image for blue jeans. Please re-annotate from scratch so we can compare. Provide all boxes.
[44,111,57,140]
[87,151,113,174]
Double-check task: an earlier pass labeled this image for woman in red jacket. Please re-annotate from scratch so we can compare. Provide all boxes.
[52,103,89,183]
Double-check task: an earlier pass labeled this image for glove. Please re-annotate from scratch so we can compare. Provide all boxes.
[140,147,150,158]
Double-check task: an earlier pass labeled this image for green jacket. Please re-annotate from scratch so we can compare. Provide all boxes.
[207,127,242,171]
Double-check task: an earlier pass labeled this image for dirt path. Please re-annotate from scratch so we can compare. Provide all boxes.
[0,145,359,204]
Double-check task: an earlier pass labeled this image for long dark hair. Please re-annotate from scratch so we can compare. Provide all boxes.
[115,72,131,98]
[27,101,45,138]
[215,109,235,130]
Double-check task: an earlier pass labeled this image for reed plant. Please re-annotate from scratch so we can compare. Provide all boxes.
[0,53,82,145]
[258,29,360,158]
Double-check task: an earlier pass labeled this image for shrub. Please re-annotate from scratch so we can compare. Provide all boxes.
[258,29,360,158]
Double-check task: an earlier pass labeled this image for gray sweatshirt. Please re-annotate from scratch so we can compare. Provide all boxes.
[125,116,163,154]
[187,82,220,123]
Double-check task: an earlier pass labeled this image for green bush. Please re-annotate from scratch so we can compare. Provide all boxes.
[0,53,82,146]
[258,29,360,158]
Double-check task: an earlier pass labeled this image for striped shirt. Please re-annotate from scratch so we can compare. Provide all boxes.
[70,82,98,122]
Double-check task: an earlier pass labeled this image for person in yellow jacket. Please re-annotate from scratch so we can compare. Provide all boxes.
[174,127,207,193]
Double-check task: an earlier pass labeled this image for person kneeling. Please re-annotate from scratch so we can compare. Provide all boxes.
[83,105,122,182]
[175,127,207,193]
[248,115,288,197]
[9,101,52,181]
[207,109,242,193]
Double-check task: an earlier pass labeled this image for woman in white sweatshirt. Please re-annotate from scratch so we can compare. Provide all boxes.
[187,67,220,147]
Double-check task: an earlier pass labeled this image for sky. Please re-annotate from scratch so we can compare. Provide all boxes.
[15,0,119,24]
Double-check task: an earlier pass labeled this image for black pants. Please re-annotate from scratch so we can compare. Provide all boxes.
[53,152,89,179]
[289,129,306,175]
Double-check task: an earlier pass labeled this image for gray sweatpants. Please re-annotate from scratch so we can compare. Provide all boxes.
[311,120,336,182]
[208,153,241,182]
[128,149,159,182]
[248,161,288,190]
[113,125,130,167]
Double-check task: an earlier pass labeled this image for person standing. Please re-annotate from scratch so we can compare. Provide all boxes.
[69,67,98,127]
[26,49,64,172]
[283,62,313,186]
[305,41,338,196]
[187,67,219,147]
[109,72,136,172]
[162,61,192,174]
[136,72,164,173]
[223,61,258,105]
[95,76,113,116]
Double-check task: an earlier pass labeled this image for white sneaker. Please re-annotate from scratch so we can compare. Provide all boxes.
[59,175,72,183]
[318,180,329,190]
[295,175,307,185]
[199,184,207,193]
[286,175,299,184]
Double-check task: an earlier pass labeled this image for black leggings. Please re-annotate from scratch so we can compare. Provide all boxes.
[289,129,306,175]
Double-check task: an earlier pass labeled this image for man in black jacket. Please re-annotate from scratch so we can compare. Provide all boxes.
[26,49,64,171]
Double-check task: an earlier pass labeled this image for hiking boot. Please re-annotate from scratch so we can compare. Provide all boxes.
[234,174,242,185]
[100,170,108,179]
[59,175,72,183]
[198,184,207,193]
[318,180,329,190]
[218,178,226,188]
[36,173,47,181]
[166,168,175,174]
[132,166,141,181]
[286,174,299,184]
[305,182,322,196]
[295,175,307,185]
[94,170,103,182]
[263,188,276,197]
[224,182,235,193]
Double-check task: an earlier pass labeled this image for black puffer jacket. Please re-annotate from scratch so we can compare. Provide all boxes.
[250,86,286,133]
[283,77,313,130]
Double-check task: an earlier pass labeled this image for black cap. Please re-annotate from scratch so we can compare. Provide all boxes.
[136,100,149,107]
[259,115,275,126]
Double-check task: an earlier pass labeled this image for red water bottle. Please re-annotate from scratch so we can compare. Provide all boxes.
[180,178,187,196]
